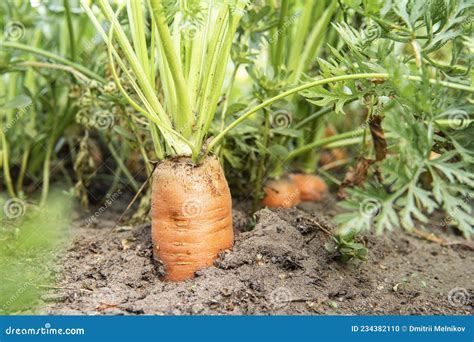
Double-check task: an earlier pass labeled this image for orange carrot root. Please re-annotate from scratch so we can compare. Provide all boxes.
[429,151,440,160]
[320,126,347,167]
[151,156,233,281]
[319,150,334,166]
[262,179,301,208]
[290,173,328,202]
[331,148,347,162]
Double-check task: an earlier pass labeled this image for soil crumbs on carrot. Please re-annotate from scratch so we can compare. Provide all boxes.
[42,199,473,315]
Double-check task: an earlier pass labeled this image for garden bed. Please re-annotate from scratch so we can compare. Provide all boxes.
[41,198,473,315]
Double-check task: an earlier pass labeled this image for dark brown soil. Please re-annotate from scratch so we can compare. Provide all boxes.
[41,198,473,315]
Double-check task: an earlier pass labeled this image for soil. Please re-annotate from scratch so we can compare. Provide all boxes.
[41,197,473,315]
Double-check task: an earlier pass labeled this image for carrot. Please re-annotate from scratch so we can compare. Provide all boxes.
[324,126,337,137]
[330,147,348,162]
[151,156,233,281]
[319,126,348,167]
[290,173,328,202]
[262,178,301,208]
[319,150,334,166]
[429,151,440,160]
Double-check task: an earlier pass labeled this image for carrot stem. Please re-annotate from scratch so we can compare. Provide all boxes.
[1,134,16,198]
[149,0,193,136]
[1,42,104,82]
[206,72,474,155]
[287,118,467,161]
[64,0,76,61]
[253,108,271,212]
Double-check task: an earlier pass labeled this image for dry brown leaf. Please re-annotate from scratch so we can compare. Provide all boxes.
[337,157,374,199]
[369,115,387,162]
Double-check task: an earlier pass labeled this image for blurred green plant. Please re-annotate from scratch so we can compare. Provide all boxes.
[218,0,339,207]
[218,0,473,244]
[0,191,72,314]
[0,0,103,205]
[0,0,152,209]
[299,0,474,239]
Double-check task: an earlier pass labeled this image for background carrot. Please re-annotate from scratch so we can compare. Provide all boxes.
[151,156,233,281]
[262,178,301,208]
[290,173,328,202]
[319,126,348,168]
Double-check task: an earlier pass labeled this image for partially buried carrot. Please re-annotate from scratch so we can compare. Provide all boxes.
[319,126,348,168]
[290,173,328,202]
[262,178,301,208]
[151,156,233,281]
